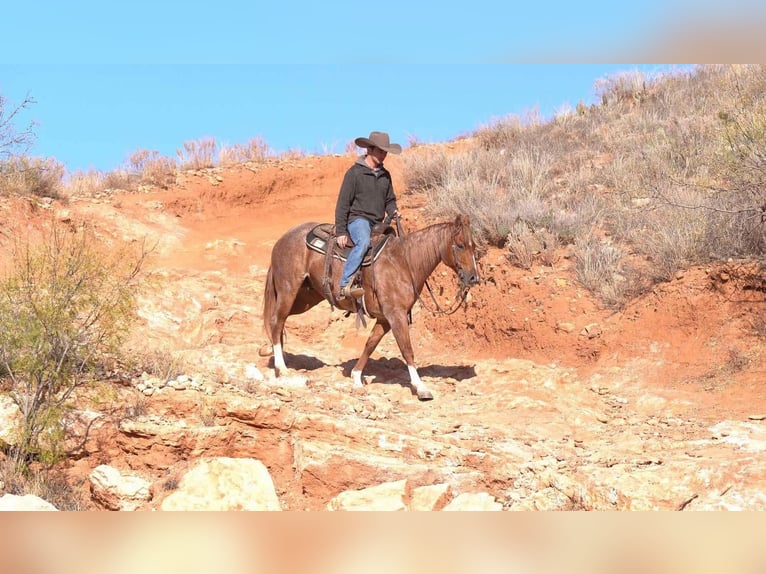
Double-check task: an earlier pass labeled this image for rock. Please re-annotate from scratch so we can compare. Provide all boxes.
[0,395,22,448]
[326,479,413,511]
[160,457,281,511]
[580,323,603,338]
[557,322,577,333]
[89,465,152,511]
[0,494,58,511]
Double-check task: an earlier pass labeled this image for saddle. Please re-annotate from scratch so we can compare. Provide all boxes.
[306,223,394,264]
[305,223,396,322]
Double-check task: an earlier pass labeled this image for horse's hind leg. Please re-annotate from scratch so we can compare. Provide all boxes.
[389,314,433,401]
[267,279,304,377]
[350,319,391,388]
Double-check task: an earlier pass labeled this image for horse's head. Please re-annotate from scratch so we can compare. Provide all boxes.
[447,214,481,288]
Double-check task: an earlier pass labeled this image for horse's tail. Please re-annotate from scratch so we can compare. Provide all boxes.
[262,265,277,345]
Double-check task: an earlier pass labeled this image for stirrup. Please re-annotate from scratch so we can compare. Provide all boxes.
[339,284,365,299]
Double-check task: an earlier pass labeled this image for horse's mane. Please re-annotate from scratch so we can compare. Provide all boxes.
[401,221,453,285]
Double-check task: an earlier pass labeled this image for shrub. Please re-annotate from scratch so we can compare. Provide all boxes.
[130,348,185,383]
[128,148,177,188]
[64,169,107,197]
[0,223,147,469]
[177,137,217,170]
[505,221,560,270]
[0,156,65,198]
[219,137,271,166]
[573,236,629,308]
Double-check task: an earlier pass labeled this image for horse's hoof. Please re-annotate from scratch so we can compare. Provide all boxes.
[417,389,434,401]
[258,344,274,357]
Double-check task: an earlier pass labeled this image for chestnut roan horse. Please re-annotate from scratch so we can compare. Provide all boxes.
[262,214,480,400]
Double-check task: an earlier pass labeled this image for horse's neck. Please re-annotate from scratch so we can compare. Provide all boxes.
[402,223,449,290]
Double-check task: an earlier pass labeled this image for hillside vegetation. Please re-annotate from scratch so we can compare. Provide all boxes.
[404,64,766,306]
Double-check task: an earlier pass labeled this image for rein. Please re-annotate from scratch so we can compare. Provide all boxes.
[394,215,470,316]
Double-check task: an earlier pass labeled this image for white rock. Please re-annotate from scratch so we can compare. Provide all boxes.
[0,394,22,447]
[89,465,152,511]
[0,494,58,511]
[160,457,281,511]
[245,364,264,381]
[326,479,412,511]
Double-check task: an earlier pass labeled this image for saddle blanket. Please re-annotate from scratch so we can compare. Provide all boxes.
[305,223,393,265]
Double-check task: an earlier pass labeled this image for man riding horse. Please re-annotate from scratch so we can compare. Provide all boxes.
[262,130,481,400]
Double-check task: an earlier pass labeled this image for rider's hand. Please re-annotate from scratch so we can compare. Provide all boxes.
[337,234,348,248]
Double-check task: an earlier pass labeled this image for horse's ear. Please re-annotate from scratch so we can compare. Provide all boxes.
[455,214,470,229]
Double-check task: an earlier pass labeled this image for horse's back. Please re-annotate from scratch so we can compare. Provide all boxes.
[271,222,318,257]
[270,222,325,277]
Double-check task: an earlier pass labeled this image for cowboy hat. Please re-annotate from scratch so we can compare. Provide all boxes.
[354,131,402,154]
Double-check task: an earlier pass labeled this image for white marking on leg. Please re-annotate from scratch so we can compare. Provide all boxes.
[351,369,364,388]
[408,365,426,393]
[273,343,287,373]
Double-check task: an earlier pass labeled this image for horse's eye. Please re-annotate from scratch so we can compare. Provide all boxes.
[456,243,465,250]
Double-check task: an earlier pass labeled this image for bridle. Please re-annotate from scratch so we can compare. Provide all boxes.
[394,215,473,316]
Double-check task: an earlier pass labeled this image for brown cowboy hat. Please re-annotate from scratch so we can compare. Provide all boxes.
[354,131,402,154]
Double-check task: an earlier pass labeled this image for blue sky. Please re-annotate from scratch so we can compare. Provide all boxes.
[1,65,689,173]
[1,0,745,173]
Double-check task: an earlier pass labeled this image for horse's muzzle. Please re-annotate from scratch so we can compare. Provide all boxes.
[459,270,480,287]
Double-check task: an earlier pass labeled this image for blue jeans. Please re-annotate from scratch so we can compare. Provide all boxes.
[340,217,372,288]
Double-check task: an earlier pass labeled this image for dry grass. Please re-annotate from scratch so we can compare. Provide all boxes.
[0,459,86,510]
[128,149,177,188]
[219,137,271,166]
[0,156,65,198]
[177,137,218,170]
[130,348,186,383]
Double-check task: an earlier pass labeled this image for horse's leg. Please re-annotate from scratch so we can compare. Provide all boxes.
[350,319,391,388]
[269,281,305,377]
[389,313,433,401]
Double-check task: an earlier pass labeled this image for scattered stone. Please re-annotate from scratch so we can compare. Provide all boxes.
[580,323,603,338]
[557,322,577,333]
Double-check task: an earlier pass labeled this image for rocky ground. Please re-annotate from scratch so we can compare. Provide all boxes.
[2,151,765,510]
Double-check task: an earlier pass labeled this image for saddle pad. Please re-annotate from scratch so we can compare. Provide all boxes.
[306,223,392,265]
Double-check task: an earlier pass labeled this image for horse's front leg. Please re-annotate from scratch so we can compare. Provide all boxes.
[350,320,391,388]
[389,313,433,401]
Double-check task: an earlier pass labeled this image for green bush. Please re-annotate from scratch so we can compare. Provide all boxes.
[0,223,147,469]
